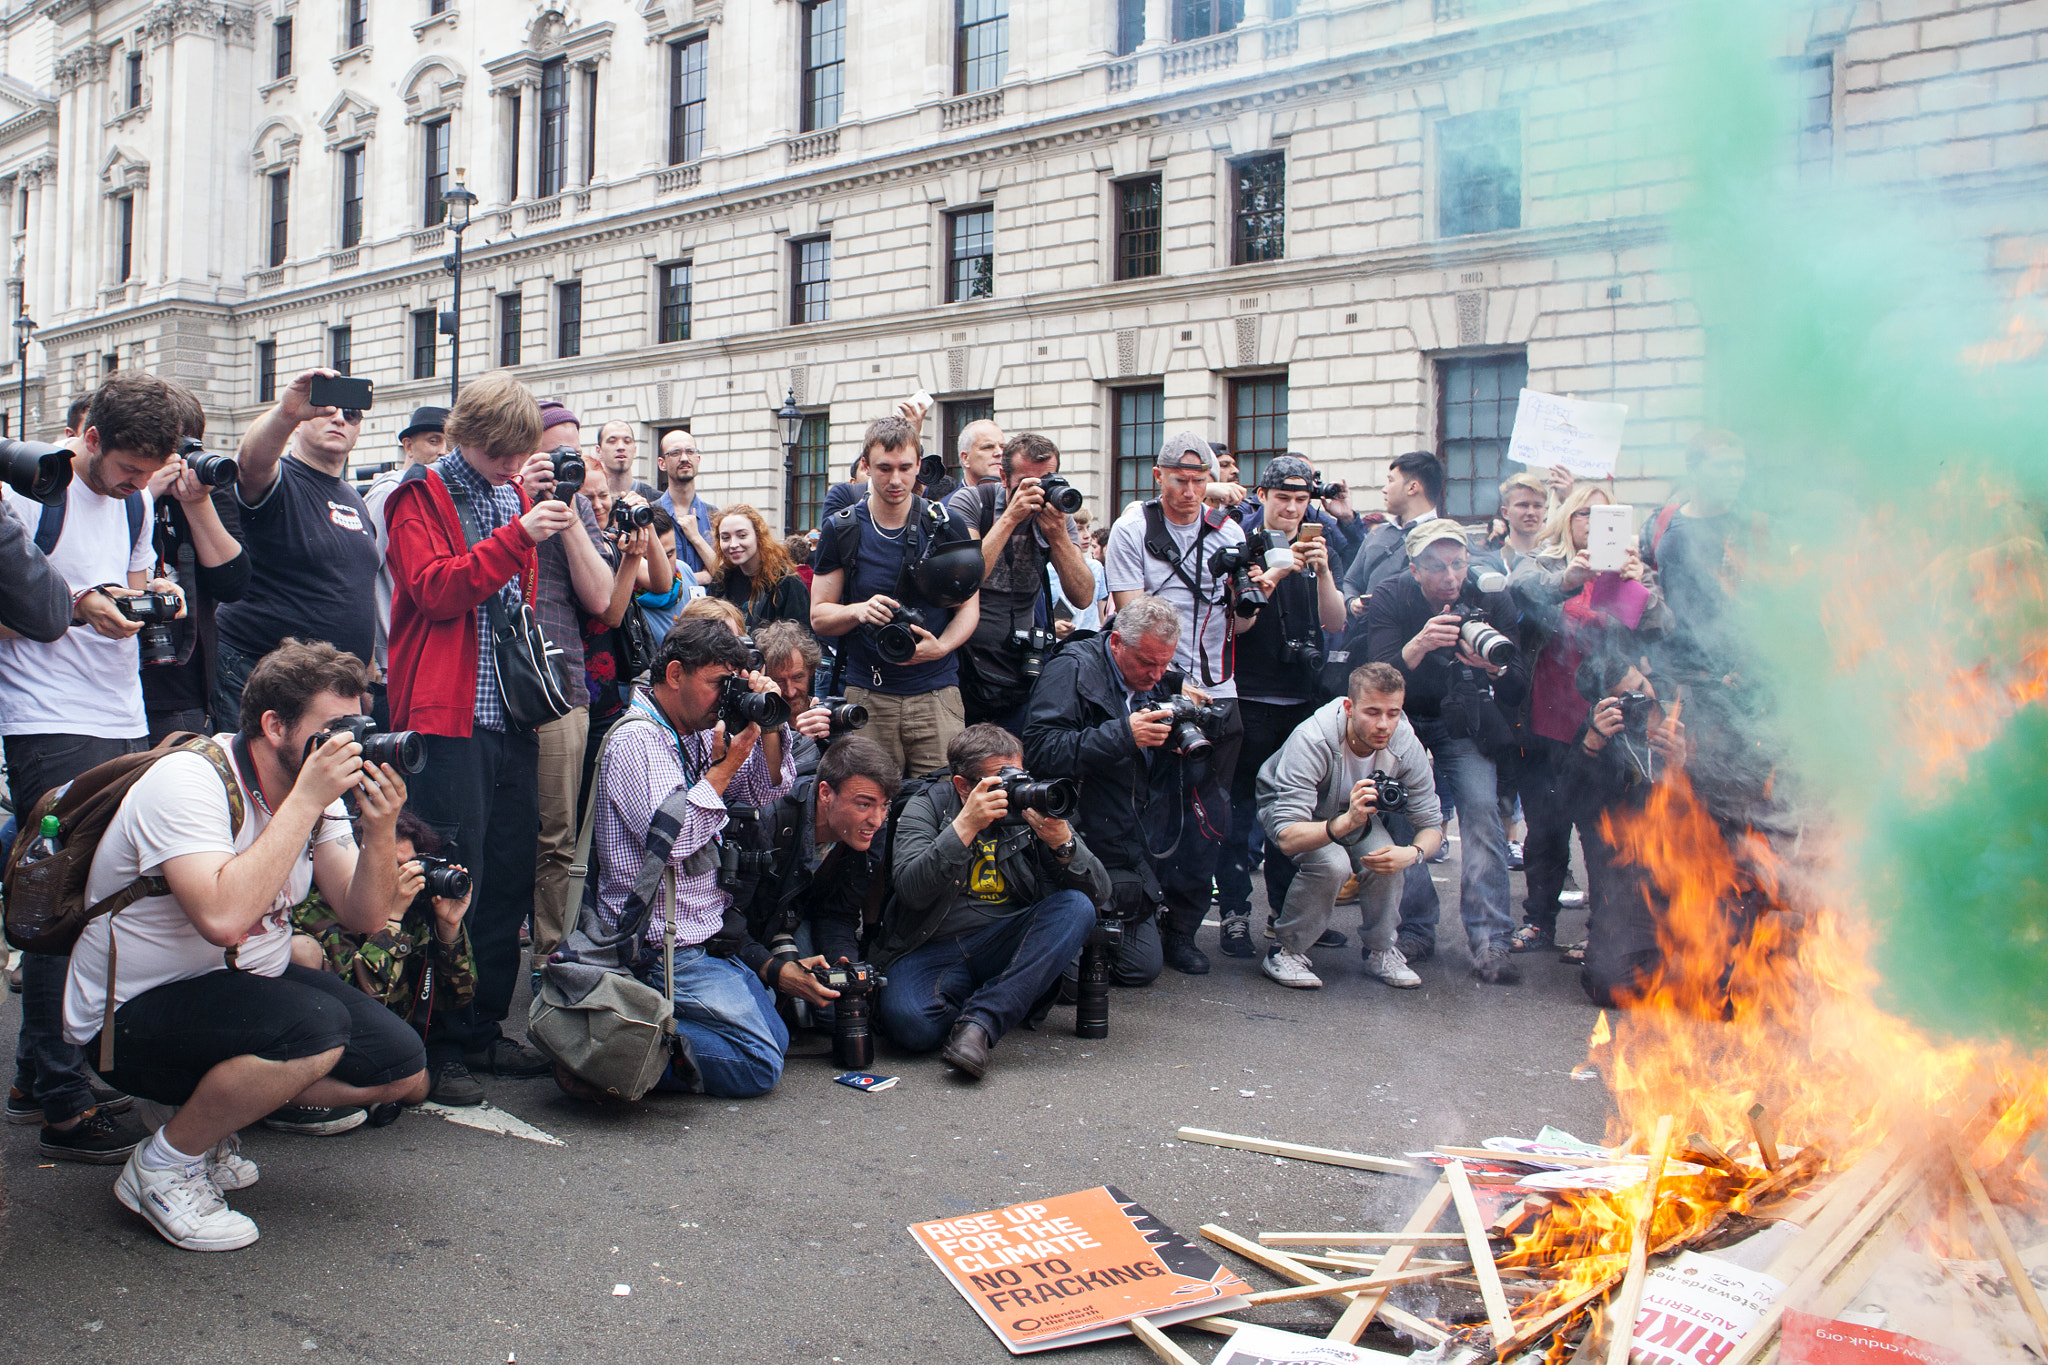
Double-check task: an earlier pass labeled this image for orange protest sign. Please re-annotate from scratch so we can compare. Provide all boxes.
[910,1186,1250,1354]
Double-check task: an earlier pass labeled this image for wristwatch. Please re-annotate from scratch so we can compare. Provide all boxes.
[1050,838,1078,862]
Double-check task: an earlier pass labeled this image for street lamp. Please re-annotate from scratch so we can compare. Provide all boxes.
[777,389,805,534]
[13,311,34,440]
[438,174,479,406]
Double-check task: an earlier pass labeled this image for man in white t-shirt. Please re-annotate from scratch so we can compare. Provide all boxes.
[64,639,427,1252]
[0,370,186,1164]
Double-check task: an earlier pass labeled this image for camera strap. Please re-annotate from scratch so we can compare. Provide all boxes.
[1141,501,1233,689]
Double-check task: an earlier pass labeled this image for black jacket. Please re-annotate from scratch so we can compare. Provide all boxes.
[729,777,878,967]
[1022,631,1181,888]
[1364,570,1528,748]
[0,501,72,643]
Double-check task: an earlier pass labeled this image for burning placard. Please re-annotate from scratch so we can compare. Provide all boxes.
[1625,1252,1784,1365]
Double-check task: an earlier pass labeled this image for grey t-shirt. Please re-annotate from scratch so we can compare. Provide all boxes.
[1104,504,1245,700]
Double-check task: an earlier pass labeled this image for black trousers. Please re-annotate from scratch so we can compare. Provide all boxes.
[1159,698,1243,940]
[1217,698,1318,920]
[406,729,540,1058]
[1517,738,1576,934]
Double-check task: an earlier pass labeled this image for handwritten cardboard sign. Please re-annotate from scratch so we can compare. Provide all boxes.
[1508,388,1629,479]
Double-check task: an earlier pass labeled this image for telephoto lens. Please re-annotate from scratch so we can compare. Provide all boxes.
[874,605,928,666]
[809,961,886,1069]
[1076,922,1118,1040]
[137,624,177,669]
[415,856,473,901]
[0,439,72,505]
[177,436,239,487]
[1037,474,1084,515]
[306,715,428,775]
[1455,609,1516,667]
[549,445,586,502]
[717,672,791,729]
[994,765,1079,820]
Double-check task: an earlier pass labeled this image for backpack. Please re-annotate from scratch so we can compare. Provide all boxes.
[2,733,244,1071]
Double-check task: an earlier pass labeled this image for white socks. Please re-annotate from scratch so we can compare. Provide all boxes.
[141,1126,206,1173]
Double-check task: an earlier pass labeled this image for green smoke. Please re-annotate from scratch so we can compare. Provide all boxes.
[1652,0,2048,1041]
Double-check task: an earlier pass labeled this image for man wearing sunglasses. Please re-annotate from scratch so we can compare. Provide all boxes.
[213,368,382,727]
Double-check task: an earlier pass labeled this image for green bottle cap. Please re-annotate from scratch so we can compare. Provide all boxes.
[39,814,61,837]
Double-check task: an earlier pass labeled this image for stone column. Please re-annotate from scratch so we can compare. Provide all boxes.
[518,78,541,199]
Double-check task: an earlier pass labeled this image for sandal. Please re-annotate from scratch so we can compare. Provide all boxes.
[1559,940,1587,966]
[1508,924,1554,954]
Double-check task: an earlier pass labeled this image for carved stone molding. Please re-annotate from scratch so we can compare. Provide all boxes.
[321,91,379,148]
[400,59,465,124]
[54,44,110,93]
[142,1,258,49]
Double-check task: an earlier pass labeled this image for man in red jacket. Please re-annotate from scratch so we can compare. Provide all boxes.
[383,372,580,1104]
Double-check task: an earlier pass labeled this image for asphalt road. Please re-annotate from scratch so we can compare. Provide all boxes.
[0,841,1616,1364]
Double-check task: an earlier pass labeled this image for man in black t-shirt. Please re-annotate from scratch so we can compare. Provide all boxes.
[142,382,248,740]
[212,368,381,724]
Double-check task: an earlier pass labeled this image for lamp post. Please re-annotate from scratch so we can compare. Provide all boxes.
[13,311,34,441]
[438,175,479,407]
[777,389,805,534]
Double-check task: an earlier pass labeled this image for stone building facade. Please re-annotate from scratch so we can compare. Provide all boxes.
[0,0,2041,525]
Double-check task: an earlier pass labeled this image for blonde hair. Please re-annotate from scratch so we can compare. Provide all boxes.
[1539,483,1612,553]
[1498,471,1548,506]
[680,595,746,636]
[445,371,543,461]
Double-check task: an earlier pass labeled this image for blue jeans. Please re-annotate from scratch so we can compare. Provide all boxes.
[878,890,1096,1051]
[1395,730,1512,957]
[645,947,789,1099]
[209,637,261,739]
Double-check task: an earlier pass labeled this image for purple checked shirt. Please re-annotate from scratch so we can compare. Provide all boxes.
[591,700,794,950]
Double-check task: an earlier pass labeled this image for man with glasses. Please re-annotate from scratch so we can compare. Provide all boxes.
[213,369,382,724]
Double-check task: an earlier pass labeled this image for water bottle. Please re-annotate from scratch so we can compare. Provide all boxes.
[18,814,62,865]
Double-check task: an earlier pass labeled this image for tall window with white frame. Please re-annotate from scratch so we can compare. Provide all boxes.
[1232,154,1285,264]
[1436,110,1521,238]
[788,411,831,534]
[957,0,1007,94]
[423,118,450,227]
[800,0,844,133]
[1113,385,1166,516]
[1172,0,1242,41]
[941,398,994,483]
[557,280,581,359]
[267,171,289,268]
[256,340,277,403]
[345,0,366,49]
[412,309,436,380]
[330,324,353,376]
[117,194,137,282]
[1228,375,1287,487]
[339,146,364,249]
[126,51,143,109]
[1115,176,1162,280]
[669,35,707,165]
[946,208,994,303]
[1435,352,1528,519]
[539,58,568,197]
[791,236,830,324]
[498,292,522,366]
[274,18,292,79]
[658,262,693,344]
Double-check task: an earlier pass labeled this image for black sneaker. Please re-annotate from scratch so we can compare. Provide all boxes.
[9,1080,134,1126]
[1396,936,1436,964]
[1218,918,1256,958]
[462,1036,553,1078]
[427,1059,487,1107]
[39,1107,146,1164]
[1162,933,1210,976]
[1313,928,1349,949]
[1472,946,1524,985]
[262,1105,368,1136]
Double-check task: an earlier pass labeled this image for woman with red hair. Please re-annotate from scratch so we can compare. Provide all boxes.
[713,504,810,633]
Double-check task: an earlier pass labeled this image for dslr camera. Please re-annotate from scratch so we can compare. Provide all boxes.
[1367,772,1406,813]
[414,855,472,902]
[1208,544,1268,619]
[118,591,182,670]
[548,445,586,502]
[993,765,1079,821]
[609,501,654,533]
[1308,475,1344,500]
[1616,690,1656,742]
[177,436,238,488]
[874,605,929,666]
[817,696,869,737]
[736,634,766,670]
[1035,474,1084,515]
[1008,626,1050,682]
[716,672,790,730]
[304,713,428,774]
[1156,694,1230,757]
[808,959,887,1069]
[1447,567,1516,668]
[1280,636,1325,673]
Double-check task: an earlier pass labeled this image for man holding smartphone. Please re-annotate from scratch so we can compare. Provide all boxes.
[214,369,381,724]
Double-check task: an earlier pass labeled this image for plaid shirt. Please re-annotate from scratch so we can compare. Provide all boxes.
[591,698,794,950]
[436,452,525,732]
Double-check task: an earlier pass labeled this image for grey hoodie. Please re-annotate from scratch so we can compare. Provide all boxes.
[1255,697,1442,842]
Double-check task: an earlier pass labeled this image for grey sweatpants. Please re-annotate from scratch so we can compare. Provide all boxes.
[1272,820,1404,957]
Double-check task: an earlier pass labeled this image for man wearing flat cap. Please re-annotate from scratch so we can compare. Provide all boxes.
[1364,518,1528,986]
[364,405,449,725]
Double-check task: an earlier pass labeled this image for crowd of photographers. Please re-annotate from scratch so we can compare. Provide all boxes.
[0,365,1755,1253]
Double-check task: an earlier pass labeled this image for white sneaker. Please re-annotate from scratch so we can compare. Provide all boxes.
[1363,947,1422,989]
[1261,949,1323,989]
[207,1133,260,1192]
[115,1149,260,1252]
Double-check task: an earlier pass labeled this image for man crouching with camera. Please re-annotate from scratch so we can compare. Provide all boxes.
[873,724,1107,1079]
[60,640,428,1251]
[587,619,838,1098]
[1256,662,1443,990]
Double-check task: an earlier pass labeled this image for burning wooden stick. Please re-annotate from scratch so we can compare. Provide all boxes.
[1949,1135,2048,1354]
[1176,1126,1421,1175]
[1684,1132,1739,1173]
[1604,1114,1677,1365]
[1129,1316,1202,1365]
[1326,1175,1456,1345]
[1245,1266,1460,1305]
[1446,1158,1519,1350]
[1748,1103,1783,1172]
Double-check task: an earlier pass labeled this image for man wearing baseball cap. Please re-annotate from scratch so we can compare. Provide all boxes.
[1102,432,1258,975]
[1363,517,1528,984]
[363,405,449,725]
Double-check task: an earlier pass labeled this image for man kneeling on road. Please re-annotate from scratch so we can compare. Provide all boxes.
[63,640,428,1251]
[1255,662,1442,990]
[873,724,1107,1079]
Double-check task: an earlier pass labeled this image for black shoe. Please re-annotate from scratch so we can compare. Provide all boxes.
[428,1059,487,1106]
[9,1080,134,1126]
[462,1036,553,1078]
[1218,918,1256,958]
[1472,946,1524,985]
[1162,933,1210,976]
[39,1107,145,1164]
[1313,928,1349,949]
[262,1105,368,1136]
[941,1021,993,1080]
[1396,937,1436,964]
[366,1102,404,1128]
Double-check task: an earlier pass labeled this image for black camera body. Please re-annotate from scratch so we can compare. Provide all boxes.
[1308,478,1343,500]
[1036,474,1083,515]
[736,634,766,670]
[609,501,654,533]
[1158,694,1230,757]
[1280,636,1326,673]
[918,451,949,489]
[818,696,869,737]
[809,959,887,1069]
[874,605,929,666]
[548,445,586,502]
[178,437,239,488]
[716,671,790,730]
[993,765,1079,820]
[1616,690,1656,741]
[305,713,428,774]
[1008,626,1050,681]
[116,590,180,625]
[1208,543,1268,620]
[415,855,472,902]
[1368,771,1406,813]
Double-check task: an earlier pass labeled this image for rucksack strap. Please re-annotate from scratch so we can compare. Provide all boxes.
[976,483,999,538]
[576,709,710,952]
[1139,501,1232,687]
[1647,503,1680,567]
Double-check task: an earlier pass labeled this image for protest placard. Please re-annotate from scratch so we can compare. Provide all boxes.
[1623,1251,1783,1365]
[1780,1310,1963,1365]
[1507,388,1629,479]
[908,1185,1250,1354]
[1214,1321,1410,1365]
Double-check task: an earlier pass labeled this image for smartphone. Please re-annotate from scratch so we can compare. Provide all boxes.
[1587,503,1632,573]
[1298,523,1324,542]
[309,374,374,411]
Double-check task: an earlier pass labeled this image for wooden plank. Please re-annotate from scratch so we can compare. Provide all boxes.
[1327,1176,1454,1345]
[1951,1136,2048,1354]
[1292,1252,1466,1273]
[1129,1316,1202,1365]
[1760,1146,1899,1284]
[1177,1126,1421,1176]
[1380,1304,1453,1345]
[1245,1265,1460,1305]
[1433,1145,1631,1168]
[1260,1231,1474,1247]
[1447,1157,1519,1350]
[1486,1278,1623,1362]
[1605,1116,1676,1365]
[1200,1223,1329,1286]
[1748,1103,1783,1172]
